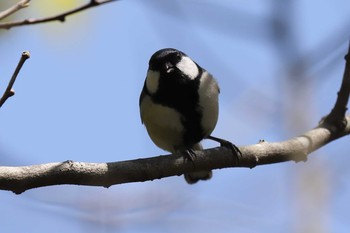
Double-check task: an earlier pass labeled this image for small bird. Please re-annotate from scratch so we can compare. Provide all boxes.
[139,48,238,184]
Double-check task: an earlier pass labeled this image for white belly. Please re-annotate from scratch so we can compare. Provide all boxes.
[140,95,184,152]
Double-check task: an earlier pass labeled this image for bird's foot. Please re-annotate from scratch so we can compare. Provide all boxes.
[207,135,242,165]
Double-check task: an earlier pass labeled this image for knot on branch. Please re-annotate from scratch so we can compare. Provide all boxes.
[90,0,100,6]
[320,112,348,133]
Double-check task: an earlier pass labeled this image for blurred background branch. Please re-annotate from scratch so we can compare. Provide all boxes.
[0,0,30,20]
[0,0,117,29]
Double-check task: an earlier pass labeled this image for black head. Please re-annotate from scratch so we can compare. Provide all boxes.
[148,48,201,82]
[148,48,187,72]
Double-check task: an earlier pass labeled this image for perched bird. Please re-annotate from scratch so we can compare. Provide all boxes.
[139,48,237,184]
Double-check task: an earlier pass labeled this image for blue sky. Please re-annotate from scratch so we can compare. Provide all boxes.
[1,0,350,232]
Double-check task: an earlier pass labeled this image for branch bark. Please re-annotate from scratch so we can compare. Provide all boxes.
[0,51,30,108]
[0,0,117,29]
[1,44,349,195]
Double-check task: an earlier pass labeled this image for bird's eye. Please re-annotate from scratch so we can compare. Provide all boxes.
[175,53,182,60]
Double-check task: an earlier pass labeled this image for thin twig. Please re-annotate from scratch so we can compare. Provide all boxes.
[0,0,30,20]
[0,51,30,108]
[0,0,117,29]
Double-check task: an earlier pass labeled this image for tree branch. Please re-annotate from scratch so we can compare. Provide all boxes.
[0,0,30,20]
[321,42,350,131]
[0,0,117,29]
[1,114,350,195]
[0,51,30,108]
[1,44,349,195]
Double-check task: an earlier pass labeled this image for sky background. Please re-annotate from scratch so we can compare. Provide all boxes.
[1,0,350,232]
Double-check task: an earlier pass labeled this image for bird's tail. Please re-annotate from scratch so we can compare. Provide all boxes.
[184,143,213,184]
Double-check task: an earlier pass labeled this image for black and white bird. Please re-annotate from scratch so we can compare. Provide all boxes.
[139,48,238,184]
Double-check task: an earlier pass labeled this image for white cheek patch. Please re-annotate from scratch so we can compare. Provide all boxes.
[176,56,199,80]
[146,70,160,94]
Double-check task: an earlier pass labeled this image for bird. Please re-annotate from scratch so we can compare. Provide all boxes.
[139,48,239,184]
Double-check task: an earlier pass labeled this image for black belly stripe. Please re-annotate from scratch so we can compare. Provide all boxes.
[150,68,205,147]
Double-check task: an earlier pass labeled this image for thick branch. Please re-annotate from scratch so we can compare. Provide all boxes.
[0,0,117,29]
[1,114,350,194]
[0,0,30,20]
[0,51,30,108]
[1,42,349,195]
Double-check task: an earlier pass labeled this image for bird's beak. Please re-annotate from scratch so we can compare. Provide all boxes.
[165,62,174,73]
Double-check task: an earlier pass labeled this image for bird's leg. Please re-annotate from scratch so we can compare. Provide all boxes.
[207,135,242,164]
[185,148,197,161]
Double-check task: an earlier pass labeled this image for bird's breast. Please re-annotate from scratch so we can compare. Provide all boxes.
[140,95,185,152]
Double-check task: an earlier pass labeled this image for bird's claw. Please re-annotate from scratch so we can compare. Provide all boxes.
[185,148,197,161]
[219,139,242,157]
[207,135,242,165]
